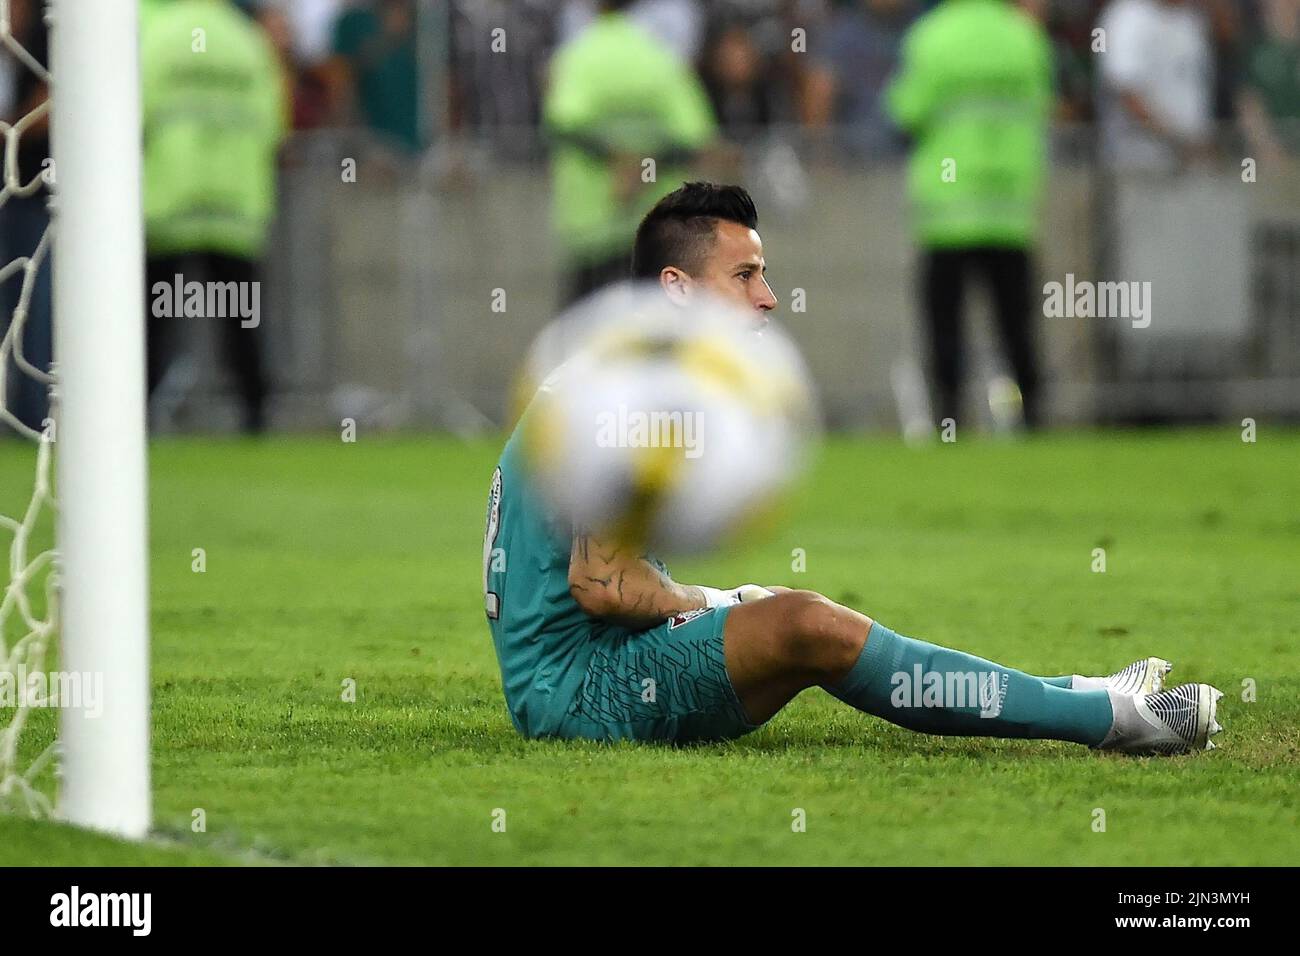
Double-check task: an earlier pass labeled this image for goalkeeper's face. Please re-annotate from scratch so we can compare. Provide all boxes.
[663,220,777,327]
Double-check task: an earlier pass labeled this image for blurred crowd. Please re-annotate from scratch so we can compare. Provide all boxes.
[242,0,1298,162]
[2,0,1297,436]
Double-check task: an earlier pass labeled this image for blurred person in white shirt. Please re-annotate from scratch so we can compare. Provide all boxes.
[1096,0,1214,172]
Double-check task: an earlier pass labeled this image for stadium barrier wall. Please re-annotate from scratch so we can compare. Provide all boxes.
[158,125,1300,433]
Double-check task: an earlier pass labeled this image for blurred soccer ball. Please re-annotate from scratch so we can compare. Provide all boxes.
[518,283,818,554]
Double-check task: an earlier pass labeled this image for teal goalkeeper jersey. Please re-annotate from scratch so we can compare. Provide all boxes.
[482,413,597,733]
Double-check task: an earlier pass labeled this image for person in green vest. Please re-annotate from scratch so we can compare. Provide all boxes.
[543,0,718,305]
[141,0,287,433]
[886,0,1052,429]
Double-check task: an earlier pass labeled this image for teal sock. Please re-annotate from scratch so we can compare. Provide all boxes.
[826,622,1112,746]
[1038,675,1073,688]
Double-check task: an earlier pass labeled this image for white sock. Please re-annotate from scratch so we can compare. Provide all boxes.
[1097,688,1140,748]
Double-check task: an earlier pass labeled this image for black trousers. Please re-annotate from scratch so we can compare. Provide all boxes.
[147,252,268,433]
[921,246,1040,428]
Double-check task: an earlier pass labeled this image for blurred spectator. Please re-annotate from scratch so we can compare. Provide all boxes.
[1238,0,1300,161]
[886,0,1053,429]
[559,0,706,62]
[544,0,717,304]
[0,0,51,434]
[1204,0,1246,126]
[630,0,707,62]
[278,0,349,66]
[327,0,423,154]
[701,22,777,138]
[1019,0,1104,122]
[256,2,335,132]
[1095,0,1214,173]
[142,0,287,433]
[449,1,553,148]
[806,0,917,156]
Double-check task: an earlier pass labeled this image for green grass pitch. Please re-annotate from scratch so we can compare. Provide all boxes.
[1,430,1297,865]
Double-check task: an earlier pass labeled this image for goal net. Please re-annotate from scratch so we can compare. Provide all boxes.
[0,0,59,818]
[0,0,150,838]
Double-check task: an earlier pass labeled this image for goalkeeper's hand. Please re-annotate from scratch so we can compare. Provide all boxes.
[697,584,776,608]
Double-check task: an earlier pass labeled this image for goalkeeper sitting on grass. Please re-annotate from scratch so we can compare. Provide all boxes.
[482,182,1223,755]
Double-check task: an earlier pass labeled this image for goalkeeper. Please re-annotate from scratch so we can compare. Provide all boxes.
[483,182,1223,756]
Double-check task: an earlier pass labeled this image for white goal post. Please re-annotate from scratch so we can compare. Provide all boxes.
[49,0,151,838]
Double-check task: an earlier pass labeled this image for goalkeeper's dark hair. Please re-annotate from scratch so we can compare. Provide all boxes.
[632,182,759,280]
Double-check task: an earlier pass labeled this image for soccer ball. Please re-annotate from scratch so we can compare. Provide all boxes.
[517,282,818,554]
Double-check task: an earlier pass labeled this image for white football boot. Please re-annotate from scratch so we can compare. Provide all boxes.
[1097,682,1224,755]
[1074,657,1173,696]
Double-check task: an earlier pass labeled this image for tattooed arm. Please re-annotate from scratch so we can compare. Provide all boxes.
[568,532,708,630]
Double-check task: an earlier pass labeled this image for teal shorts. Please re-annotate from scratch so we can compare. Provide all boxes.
[540,604,759,744]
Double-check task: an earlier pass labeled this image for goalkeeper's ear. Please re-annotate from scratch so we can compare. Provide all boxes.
[659,266,694,305]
